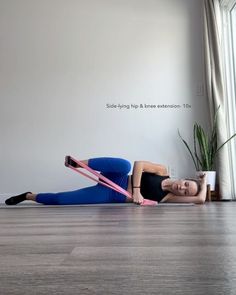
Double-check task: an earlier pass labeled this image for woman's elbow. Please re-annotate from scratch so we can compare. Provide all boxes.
[195,196,206,205]
[134,161,144,168]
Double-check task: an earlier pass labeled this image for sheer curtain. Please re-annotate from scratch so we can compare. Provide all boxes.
[203,0,232,199]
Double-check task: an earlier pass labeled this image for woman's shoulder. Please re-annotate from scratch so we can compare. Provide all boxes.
[142,172,169,178]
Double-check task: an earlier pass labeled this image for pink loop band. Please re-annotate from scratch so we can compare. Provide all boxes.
[66,156,158,206]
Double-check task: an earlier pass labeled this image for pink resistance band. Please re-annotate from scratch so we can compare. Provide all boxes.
[65,156,158,206]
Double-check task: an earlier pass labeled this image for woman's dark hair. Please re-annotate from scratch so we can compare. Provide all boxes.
[185,178,201,195]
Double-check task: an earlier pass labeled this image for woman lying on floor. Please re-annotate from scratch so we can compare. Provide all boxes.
[5,157,207,206]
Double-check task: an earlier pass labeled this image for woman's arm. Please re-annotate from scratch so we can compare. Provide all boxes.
[162,174,207,204]
[132,161,168,204]
[132,161,167,186]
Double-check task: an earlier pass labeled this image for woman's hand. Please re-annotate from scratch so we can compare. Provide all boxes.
[132,189,144,205]
[197,173,207,203]
[198,173,207,187]
[198,172,206,179]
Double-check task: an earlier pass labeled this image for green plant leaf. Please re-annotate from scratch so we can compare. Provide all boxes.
[193,124,201,170]
[209,105,219,169]
[195,124,210,170]
[216,133,236,154]
[178,105,232,172]
[178,129,198,170]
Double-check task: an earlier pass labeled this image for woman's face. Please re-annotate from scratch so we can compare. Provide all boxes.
[170,179,198,196]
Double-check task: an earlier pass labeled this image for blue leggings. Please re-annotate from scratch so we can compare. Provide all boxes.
[36,157,131,205]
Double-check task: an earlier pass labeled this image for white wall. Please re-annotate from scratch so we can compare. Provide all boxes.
[0,0,208,198]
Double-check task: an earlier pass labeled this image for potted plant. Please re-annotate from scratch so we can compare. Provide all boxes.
[178,106,236,190]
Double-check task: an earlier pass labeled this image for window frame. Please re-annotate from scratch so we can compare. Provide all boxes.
[221,0,236,199]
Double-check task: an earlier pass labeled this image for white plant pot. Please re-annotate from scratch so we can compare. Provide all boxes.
[196,171,216,191]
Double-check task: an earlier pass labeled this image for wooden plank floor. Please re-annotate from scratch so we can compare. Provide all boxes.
[0,202,236,295]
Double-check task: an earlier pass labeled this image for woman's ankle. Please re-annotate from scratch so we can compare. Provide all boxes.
[26,193,37,202]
